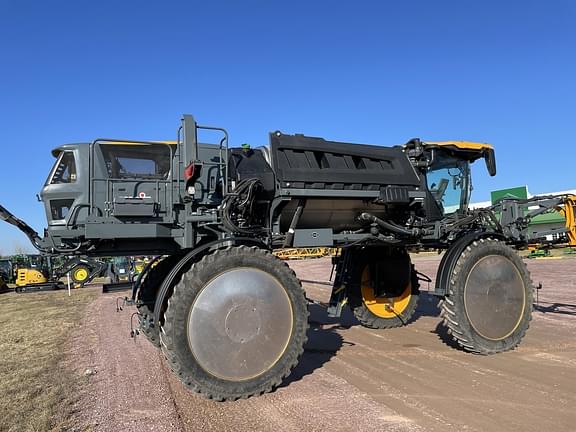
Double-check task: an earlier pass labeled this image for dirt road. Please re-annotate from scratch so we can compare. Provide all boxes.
[74,256,576,432]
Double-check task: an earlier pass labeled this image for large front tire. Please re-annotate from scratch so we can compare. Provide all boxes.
[160,246,308,401]
[440,238,533,354]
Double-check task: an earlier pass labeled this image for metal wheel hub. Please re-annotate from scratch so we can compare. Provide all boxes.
[224,304,262,343]
[464,255,526,340]
[187,267,293,381]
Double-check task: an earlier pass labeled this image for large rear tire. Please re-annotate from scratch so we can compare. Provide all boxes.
[440,238,533,354]
[160,246,308,401]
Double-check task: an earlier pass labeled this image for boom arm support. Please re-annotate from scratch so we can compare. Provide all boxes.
[560,195,576,246]
[495,195,576,246]
[0,204,45,251]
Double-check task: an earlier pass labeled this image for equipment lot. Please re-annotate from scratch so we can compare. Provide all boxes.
[60,255,575,432]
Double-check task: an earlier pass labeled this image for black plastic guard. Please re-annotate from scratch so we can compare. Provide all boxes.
[434,232,503,297]
[270,133,420,190]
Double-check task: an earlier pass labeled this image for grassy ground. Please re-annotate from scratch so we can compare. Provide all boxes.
[0,289,98,432]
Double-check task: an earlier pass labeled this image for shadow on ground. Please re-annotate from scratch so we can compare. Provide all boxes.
[281,303,354,388]
[534,301,576,317]
[282,291,442,388]
[433,321,466,350]
[413,291,441,319]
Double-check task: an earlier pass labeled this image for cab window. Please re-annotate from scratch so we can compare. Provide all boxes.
[427,158,471,215]
[100,144,171,180]
[50,152,77,184]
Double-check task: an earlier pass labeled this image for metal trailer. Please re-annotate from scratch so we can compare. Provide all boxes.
[0,114,575,400]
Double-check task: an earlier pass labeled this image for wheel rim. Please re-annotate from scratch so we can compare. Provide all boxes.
[73,267,89,282]
[187,267,293,381]
[361,267,412,318]
[464,255,526,341]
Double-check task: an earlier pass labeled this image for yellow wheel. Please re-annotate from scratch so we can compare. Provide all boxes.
[350,250,420,329]
[71,265,90,285]
[360,267,413,318]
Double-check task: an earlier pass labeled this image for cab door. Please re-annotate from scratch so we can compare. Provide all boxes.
[93,142,174,222]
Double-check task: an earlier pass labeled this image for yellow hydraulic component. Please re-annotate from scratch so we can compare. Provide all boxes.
[559,195,576,246]
[273,247,340,260]
[360,267,412,318]
[16,268,47,286]
[134,260,147,274]
[424,141,493,151]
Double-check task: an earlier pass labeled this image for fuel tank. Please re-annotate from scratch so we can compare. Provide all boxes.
[277,198,395,232]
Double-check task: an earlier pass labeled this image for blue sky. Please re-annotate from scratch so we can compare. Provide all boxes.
[0,0,575,253]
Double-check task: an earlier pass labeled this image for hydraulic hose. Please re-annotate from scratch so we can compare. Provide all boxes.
[283,199,306,248]
[359,212,419,237]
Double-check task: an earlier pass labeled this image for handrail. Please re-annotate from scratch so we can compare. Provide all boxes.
[196,125,229,196]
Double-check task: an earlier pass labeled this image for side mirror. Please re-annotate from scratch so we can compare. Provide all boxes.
[484,148,497,177]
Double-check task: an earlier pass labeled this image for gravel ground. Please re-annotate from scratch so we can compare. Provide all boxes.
[72,255,576,432]
[70,293,183,432]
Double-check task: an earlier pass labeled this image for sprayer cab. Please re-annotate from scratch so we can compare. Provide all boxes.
[424,141,495,216]
[402,139,496,218]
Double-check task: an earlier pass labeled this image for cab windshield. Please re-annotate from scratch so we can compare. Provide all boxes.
[47,151,77,185]
[427,156,471,215]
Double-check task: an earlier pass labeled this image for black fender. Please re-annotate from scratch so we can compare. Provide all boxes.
[152,237,268,324]
[131,255,164,301]
[434,231,505,297]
